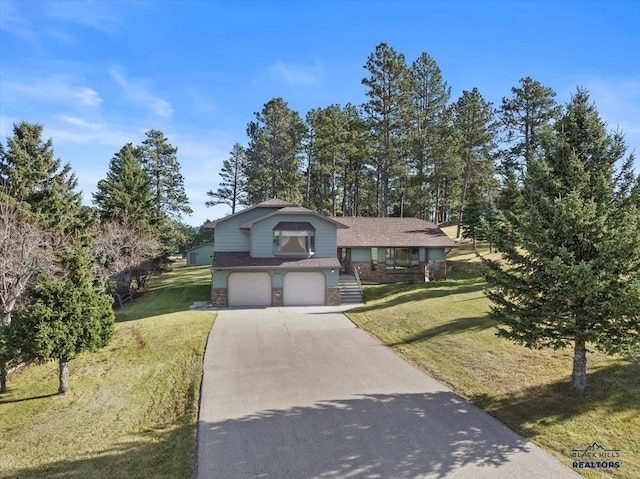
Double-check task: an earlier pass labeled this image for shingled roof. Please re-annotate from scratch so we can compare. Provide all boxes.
[332,217,457,248]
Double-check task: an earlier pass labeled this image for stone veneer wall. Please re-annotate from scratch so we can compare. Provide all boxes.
[326,287,341,306]
[271,287,283,306]
[211,288,227,307]
[352,260,448,282]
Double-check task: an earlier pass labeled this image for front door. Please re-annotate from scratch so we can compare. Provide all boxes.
[338,248,352,273]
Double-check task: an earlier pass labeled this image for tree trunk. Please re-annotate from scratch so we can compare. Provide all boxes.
[571,338,587,393]
[0,363,7,394]
[58,358,70,394]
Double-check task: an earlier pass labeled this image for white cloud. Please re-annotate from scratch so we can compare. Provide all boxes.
[269,61,322,85]
[3,75,102,107]
[45,1,123,35]
[0,0,41,48]
[110,68,174,117]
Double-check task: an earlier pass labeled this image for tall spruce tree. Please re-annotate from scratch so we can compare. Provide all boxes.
[137,130,192,226]
[206,143,247,214]
[93,143,153,227]
[244,98,307,204]
[362,43,411,217]
[10,247,115,394]
[483,89,640,393]
[452,88,498,237]
[0,121,81,231]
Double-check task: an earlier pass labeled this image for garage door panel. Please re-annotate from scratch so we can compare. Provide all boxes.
[283,272,325,306]
[228,272,271,306]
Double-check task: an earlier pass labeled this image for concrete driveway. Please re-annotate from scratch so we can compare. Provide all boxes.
[197,306,580,479]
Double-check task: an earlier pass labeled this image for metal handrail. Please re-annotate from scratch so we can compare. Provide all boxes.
[351,266,363,294]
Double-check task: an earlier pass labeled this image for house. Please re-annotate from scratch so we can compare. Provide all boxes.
[204,199,345,307]
[332,217,456,282]
[205,200,456,307]
[186,243,215,266]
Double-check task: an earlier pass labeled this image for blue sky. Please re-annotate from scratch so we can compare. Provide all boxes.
[1,0,638,226]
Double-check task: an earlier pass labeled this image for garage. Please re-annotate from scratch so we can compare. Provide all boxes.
[283,272,325,306]
[228,272,271,306]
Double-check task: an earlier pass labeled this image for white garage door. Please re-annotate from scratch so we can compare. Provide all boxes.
[283,272,325,306]
[228,272,271,307]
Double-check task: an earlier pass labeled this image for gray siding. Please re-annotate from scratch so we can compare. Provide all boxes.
[187,244,215,265]
[249,214,338,258]
[351,247,371,262]
[427,248,446,261]
[213,207,281,252]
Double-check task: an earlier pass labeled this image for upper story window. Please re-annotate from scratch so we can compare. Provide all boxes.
[273,222,315,256]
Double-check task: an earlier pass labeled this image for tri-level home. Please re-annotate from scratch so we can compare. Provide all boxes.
[205,199,456,307]
[205,199,346,307]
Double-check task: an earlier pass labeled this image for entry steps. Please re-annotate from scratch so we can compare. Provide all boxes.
[339,275,363,304]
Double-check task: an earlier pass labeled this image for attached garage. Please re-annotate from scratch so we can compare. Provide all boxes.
[283,272,325,306]
[228,272,271,307]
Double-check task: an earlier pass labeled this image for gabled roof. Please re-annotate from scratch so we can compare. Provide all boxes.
[203,199,294,228]
[186,242,214,252]
[332,217,457,248]
[239,206,348,230]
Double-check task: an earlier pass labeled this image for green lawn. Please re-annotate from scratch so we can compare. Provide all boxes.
[0,262,215,479]
[347,276,640,479]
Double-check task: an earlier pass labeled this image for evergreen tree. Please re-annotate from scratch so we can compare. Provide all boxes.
[452,88,498,237]
[460,183,486,250]
[498,77,560,177]
[0,121,81,232]
[483,89,640,393]
[244,98,307,204]
[93,143,153,227]
[362,43,411,217]
[137,130,192,226]
[206,143,247,214]
[405,52,453,221]
[10,247,115,394]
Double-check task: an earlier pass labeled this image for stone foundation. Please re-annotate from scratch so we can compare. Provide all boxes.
[271,287,283,306]
[326,287,341,306]
[211,287,227,307]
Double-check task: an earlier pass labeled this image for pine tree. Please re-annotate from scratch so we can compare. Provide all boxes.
[498,77,560,177]
[452,88,498,237]
[405,52,454,221]
[93,143,153,227]
[0,121,81,232]
[483,89,640,393]
[244,98,307,204]
[137,130,192,226]
[10,247,115,394]
[461,183,486,250]
[362,43,411,217]
[206,143,247,214]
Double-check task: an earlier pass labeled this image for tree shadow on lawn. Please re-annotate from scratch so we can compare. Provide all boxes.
[386,314,496,346]
[353,279,486,313]
[2,423,194,479]
[470,360,640,438]
[198,391,573,479]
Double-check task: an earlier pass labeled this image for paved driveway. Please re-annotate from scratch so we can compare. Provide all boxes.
[198,306,579,479]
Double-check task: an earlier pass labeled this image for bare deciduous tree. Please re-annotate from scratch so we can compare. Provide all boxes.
[0,197,56,393]
[91,217,163,296]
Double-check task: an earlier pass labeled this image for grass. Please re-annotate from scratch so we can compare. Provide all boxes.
[440,224,502,263]
[347,276,640,479]
[0,262,215,479]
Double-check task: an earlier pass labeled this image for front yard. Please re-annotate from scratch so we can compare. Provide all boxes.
[0,263,215,479]
[347,275,639,479]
